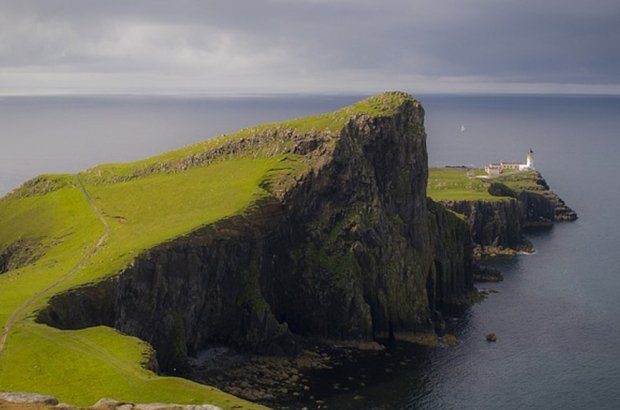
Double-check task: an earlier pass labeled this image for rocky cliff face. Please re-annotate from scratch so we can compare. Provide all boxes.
[440,199,525,250]
[427,200,474,311]
[438,172,577,255]
[517,175,578,223]
[37,93,474,373]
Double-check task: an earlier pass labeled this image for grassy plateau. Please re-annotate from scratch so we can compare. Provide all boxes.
[428,167,543,202]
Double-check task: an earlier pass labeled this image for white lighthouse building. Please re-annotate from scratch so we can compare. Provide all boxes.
[485,150,535,175]
[519,149,535,171]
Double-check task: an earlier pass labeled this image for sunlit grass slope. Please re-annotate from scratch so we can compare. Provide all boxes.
[492,170,542,192]
[427,168,509,201]
[0,92,410,408]
[0,177,102,334]
[427,167,543,202]
[0,161,277,409]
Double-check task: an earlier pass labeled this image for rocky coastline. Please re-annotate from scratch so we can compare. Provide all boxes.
[439,172,577,259]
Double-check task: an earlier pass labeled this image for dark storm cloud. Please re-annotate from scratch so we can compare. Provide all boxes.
[1,0,619,94]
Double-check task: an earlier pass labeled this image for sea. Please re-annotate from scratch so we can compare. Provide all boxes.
[1,93,619,409]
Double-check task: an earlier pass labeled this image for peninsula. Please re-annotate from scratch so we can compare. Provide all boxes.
[428,166,577,258]
[0,92,575,409]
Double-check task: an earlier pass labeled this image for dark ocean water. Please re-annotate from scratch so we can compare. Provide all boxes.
[1,93,619,409]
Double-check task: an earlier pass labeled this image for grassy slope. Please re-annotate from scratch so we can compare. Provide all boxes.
[427,167,543,202]
[85,91,406,183]
[0,92,408,408]
[0,160,278,409]
[427,168,510,201]
[492,170,542,192]
[0,178,102,330]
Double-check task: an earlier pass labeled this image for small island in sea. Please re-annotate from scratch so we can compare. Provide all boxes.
[0,92,576,410]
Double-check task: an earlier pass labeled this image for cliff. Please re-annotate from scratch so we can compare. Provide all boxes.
[31,92,474,377]
[439,198,524,251]
[428,168,577,256]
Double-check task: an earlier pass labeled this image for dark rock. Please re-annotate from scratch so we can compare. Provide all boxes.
[473,265,504,282]
[441,198,526,252]
[485,333,497,342]
[0,239,43,274]
[488,182,516,198]
[441,173,577,257]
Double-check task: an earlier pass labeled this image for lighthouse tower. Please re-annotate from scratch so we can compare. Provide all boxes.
[526,149,534,169]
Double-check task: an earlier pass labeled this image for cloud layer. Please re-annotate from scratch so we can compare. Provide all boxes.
[1,0,619,94]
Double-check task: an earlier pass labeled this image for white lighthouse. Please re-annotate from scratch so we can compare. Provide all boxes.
[519,149,534,171]
[486,149,536,175]
[526,149,534,169]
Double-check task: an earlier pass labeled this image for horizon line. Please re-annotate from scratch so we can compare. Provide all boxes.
[2,89,620,99]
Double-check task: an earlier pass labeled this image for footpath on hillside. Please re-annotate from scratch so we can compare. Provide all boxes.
[0,176,110,361]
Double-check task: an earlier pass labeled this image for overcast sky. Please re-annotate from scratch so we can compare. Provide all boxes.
[1,0,619,95]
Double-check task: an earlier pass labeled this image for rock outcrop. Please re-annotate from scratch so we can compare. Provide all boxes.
[37,92,474,373]
[0,239,43,274]
[439,172,577,256]
[0,392,59,406]
[440,198,525,251]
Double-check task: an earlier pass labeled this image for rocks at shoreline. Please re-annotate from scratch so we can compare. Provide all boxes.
[473,243,534,259]
[190,343,367,406]
[189,336,461,408]
[473,265,504,282]
[442,334,460,346]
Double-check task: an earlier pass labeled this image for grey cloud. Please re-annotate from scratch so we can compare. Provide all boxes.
[0,0,618,94]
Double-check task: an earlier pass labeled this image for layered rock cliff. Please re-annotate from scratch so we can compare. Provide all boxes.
[438,171,577,256]
[516,174,578,223]
[440,198,525,250]
[37,92,474,373]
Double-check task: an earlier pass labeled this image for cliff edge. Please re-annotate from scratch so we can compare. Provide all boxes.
[37,92,473,372]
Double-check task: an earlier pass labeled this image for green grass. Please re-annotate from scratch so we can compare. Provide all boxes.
[493,170,542,192]
[275,90,410,132]
[0,323,253,407]
[0,158,282,408]
[427,168,510,201]
[427,168,545,203]
[0,180,103,329]
[0,92,413,408]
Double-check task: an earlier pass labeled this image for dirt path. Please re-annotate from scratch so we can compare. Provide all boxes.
[0,175,110,361]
